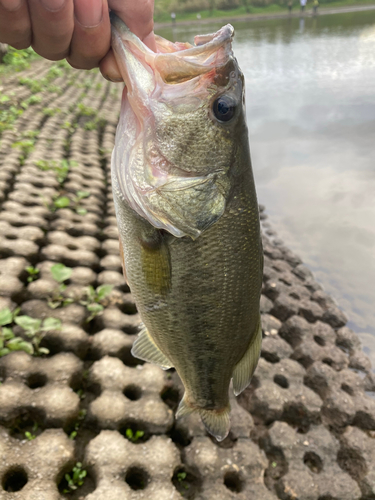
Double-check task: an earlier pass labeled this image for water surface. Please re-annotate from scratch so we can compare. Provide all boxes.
[157,11,375,366]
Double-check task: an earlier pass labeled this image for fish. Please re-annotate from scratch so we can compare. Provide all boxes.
[110,13,263,441]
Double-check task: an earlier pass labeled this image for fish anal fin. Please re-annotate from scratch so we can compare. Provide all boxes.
[232,317,262,396]
[131,327,173,370]
[176,394,230,442]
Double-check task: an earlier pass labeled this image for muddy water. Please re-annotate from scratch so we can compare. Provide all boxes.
[157,10,375,366]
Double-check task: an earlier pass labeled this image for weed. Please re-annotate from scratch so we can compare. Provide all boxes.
[72,190,90,215]
[69,409,87,440]
[80,284,113,322]
[42,107,61,116]
[46,84,62,95]
[177,472,187,482]
[25,265,39,283]
[1,47,38,72]
[77,103,97,117]
[0,104,23,133]
[18,77,42,94]
[125,428,144,443]
[12,130,39,164]
[48,263,74,309]
[20,95,42,109]
[34,159,77,184]
[47,66,63,79]
[25,422,38,440]
[0,307,61,357]
[61,121,77,134]
[63,462,87,493]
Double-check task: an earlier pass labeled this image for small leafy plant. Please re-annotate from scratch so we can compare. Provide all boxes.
[12,130,39,165]
[25,422,38,441]
[34,159,77,184]
[69,409,87,440]
[80,284,113,322]
[0,308,61,357]
[46,190,90,214]
[48,263,73,309]
[63,462,87,493]
[177,472,187,482]
[72,190,90,215]
[25,265,39,283]
[125,428,144,443]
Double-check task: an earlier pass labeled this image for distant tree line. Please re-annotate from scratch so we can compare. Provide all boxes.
[155,0,339,14]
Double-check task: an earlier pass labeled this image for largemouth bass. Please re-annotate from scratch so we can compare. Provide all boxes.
[110,13,263,441]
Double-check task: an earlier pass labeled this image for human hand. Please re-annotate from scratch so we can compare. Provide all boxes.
[0,0,155,80]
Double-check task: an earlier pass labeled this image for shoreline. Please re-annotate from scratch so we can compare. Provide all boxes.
[154,3,375,29]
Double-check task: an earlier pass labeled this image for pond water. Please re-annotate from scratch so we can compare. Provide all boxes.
[157,10,375,366]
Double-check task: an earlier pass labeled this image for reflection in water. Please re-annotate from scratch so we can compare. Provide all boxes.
[299,16,305,33]
[157,11,375,365]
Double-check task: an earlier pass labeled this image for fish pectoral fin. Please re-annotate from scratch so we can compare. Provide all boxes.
[145,174,230,239]
[232,317,262,396]
[140,229,171,296]
[131,327,173,370]
[176,395,230,442]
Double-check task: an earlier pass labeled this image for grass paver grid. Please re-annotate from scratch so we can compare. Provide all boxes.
[0,59,374,500]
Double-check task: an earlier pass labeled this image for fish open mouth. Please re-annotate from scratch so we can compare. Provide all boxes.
[110,12,234,88]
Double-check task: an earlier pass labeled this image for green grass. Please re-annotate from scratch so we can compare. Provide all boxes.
[0,47,40,77]
[154,0,375,22]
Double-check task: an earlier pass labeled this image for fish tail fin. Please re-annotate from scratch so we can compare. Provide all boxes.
[199,405,231,442]
[176,394,230,442]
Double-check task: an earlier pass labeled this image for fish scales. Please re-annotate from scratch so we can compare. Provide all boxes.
[110,13,263,441]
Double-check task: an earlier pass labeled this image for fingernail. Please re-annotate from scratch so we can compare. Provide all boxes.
[74,0,103,28]
[0,0,23,11]
[40,0,65,12]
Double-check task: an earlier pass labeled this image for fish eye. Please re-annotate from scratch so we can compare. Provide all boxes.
[213,95,236,123]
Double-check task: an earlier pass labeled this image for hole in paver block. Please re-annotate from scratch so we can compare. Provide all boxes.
[119,346,145,367]
[341,383,354,396]
[67,244,78,250]
[9,411,45,440]
[2,466,28,492]
[125,467,149,490]
[337,447,367,481]
[169,426,192,447]
[123,384,142,401]
[304,451,323,473]
[274,374,289,389]
[322,358,333,367]
[26,373,47,389]
[172,466,201,499]
[161,386,180,411]
[5,234,17,240]
[224,470,244,493]
[314,335,326,347]
[118,301,138,315]
[264,448,288,491]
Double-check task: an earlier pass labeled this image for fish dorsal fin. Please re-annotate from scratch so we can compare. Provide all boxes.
[131,327,173,370]
[232,317,262,396]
